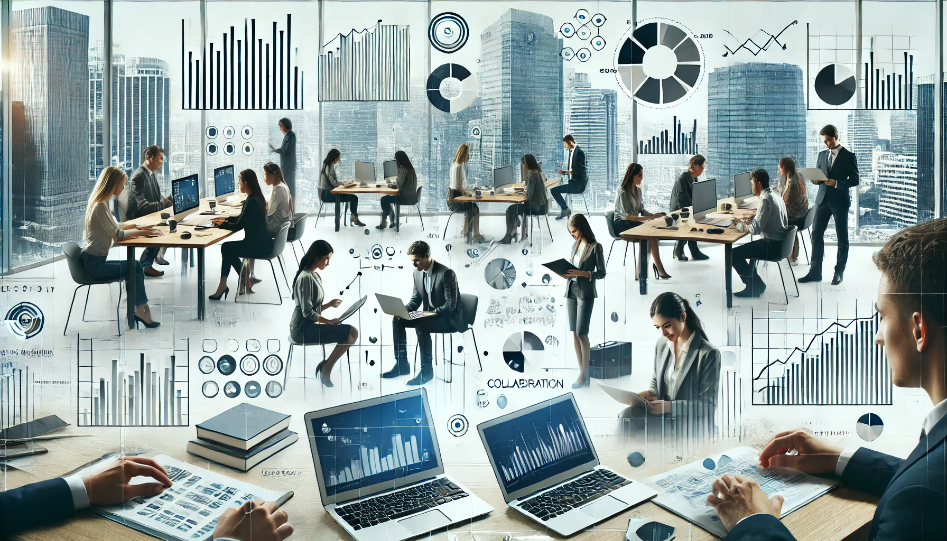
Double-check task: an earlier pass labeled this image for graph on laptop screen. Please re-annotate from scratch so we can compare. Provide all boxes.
[311,393,439,496]
[481,397,595,495]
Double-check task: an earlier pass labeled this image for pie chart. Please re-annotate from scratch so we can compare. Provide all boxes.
[427,63,478,113]
[614,18,704,108]
[814,64,857,106]
[856,413,884,442]
[502,331,544,373]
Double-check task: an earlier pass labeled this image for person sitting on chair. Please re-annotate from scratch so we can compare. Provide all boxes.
[775,157,808,265]
[447,143,485,243]
[613,163,670,279]
[670,155,710,261]
[319,149,365,227]
[377,151,418,230]
[247,162,294,290]
[732,168,791,298]
[381,241,465,386]
[553,134,587,220]
[499,154,548,244]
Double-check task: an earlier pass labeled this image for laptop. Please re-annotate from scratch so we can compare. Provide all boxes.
[477,393,657,537]
[355,162,376,186]
[375,293,436,320]
[305,389,493,541]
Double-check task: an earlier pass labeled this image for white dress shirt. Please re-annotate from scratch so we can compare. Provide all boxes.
[748,188,791,240]
[450,163,466,192]
[827,145,841,170]
[664,331,696,396]
[567,148,574,172]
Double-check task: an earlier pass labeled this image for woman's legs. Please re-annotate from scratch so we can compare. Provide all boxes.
[790,234,800,262]
[379,195,396,224]
[345,194,361,220]
[214,242,243,296]
[471,205,481,236]
[82,254,156,323]
[321,326,359,381]
[650,239,670,277]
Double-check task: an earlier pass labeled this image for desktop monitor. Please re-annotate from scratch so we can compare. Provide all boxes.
[382,160,398,180]
[214,165,235,201]
[171,174,200,219]
[354,162,376,183]
[691,178,718,221]
[733,172,753,205]
[493,165,515,190]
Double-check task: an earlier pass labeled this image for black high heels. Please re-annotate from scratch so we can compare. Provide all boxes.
[653,264,671,280]
[134,316,160,329]
[209,287,229,301]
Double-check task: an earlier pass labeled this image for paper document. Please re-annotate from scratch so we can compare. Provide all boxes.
[92,454,293,541]
[597,381,650,409]
[799,167,829,182]
[648,446,838,538]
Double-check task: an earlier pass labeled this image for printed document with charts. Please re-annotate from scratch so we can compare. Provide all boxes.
[90,455,293,541]
[647,446,839,538]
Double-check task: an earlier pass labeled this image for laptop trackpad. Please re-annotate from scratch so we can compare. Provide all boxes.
[399,509,451,535]
[579,495,626,518]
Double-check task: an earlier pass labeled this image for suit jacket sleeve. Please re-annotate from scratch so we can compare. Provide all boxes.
[433,268,459,317]
[649,341,663,395]
[406,273,422,312]
[840,447,904,497]
[839,152,859,188]
[725,514,797,541]
[129,169,166,218]
[675,174,693,209]
[219,197,262,233]
[0,478,77,537]
[573,148,587,183]
[589,243,606,281]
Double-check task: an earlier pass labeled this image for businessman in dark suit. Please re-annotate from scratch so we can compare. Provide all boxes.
[669,155,710,261]
[553,134,588,220]
[270,118,297,200]
[382,240,466,386]
[127,145,171,277]
[799,124,859,286]
[707,218,947,541]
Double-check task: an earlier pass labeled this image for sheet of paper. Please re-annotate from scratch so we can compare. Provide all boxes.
[799,167,828,182]
[647,446,839,538]
[596,381,649,409]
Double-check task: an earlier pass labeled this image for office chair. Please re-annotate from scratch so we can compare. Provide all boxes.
[400,186,425,231]
[235,222,292,305]
[62,242,125,336]
[604,211,638,269]
[753,226,800,305]
[796,205,817,265]
[313,195,349,229]
[412,293,483,383]
[568,189,591,214]
[286,212,308,265]
[285,335,352,389]
[521,205,554,252]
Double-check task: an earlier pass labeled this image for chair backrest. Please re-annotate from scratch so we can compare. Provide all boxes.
[604,211,618,239]
[801,205,817,230]
[287,212,308,242]
[778,226,798,260]
[62,241,94,284]
[459,293,478,328]
[415,185,423,206]
[269,222,292,259]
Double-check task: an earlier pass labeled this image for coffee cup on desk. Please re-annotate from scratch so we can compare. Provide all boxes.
[664,216,674,227]
[208,200,217,211]
[168,219,177,233]
[160,212,170,225]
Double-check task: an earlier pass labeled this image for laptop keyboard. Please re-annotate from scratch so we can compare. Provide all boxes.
[408,311,429,319]
[519,469,631,521]
[335,478,469,530]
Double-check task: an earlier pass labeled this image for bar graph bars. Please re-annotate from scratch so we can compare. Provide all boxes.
[639,117,698,155]
[864,50,914,110]
[751,305,893,405]
[327,432,422,487]
[318,21,410,101]
[181,15,303,110]
[0,363,34,431]
[77,337,190,426]
[496,419,588,484]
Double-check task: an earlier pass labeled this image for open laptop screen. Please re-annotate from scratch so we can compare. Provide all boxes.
[309,391,439,498]
[479,393,596,500]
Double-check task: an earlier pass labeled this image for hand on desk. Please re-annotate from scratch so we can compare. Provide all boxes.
[758,427,842,474]
[214,499,294,541]
[211,217,228,226]
[706,474,784,532]
[83,457,173,506]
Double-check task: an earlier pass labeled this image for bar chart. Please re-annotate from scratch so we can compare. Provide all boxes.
[751,304,892,406]
[0,363,34,431]
[319,21,411,101]
[327,432,424,487]
[639,117,699,155]
[77,337,190,426]
[181,15,304,110]
[496,418,589,483]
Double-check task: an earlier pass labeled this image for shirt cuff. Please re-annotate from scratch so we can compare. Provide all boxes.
[835,447,859,476]
[64,475,91,511]
[735,513,763,528]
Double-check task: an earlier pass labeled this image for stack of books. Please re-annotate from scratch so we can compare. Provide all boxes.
[187,403,297,472]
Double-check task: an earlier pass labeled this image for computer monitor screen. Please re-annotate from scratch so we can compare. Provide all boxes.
[214,165,235,198]
[383,160,398,179]
[479,394,595,497]
[692,179,718,216]
[309,392,439,497]
[733,172,753,199]
[354,162,376,182]
[172,174,200,216]
[493,165,514,189]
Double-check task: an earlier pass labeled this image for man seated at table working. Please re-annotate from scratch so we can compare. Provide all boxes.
[127,145,172,277]
[732,168,791,298]
[0,457,294,540]
[706,218,946,540]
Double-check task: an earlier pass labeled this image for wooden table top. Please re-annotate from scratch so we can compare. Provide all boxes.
[330,184,399,195]
[454,179,561,204]
[620,202,756,245]
[115,198,242,249]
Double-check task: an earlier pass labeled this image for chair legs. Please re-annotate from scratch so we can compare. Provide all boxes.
[468,328,483,372]
[416,206,424,231]
[607,239,617,266]
[800,231,811,264]
[442,212,455,240]
[65,283,123,336]
[64,285,83,336]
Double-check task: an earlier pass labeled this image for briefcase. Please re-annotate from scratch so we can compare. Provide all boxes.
[589,341,632,379]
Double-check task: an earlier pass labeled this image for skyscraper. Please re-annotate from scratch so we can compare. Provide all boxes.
[566,71,618,207]
[846,110,879,186]
[322,102,378,179]
[917,82,946,224]
[875,151,918,227]
[480,9,563,180]
[889,110,917,156]
[11,7,90,265]
[707,63,805,198]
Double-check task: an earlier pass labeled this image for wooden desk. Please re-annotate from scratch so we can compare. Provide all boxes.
[451,179,561,243]
[330,185,400,232]
[620,203,756,308]
[115,198,242,327]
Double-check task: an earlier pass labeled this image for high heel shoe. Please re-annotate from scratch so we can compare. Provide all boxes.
[652,264,671,280]
[351,217,366,227]
[375,220,388,230]
[315,361,334,387]
[134,316,161,329]
[209,287,230,301]
[498,233,514,244]
[571,374,590,389]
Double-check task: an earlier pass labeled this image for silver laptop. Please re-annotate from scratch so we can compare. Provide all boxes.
[375,293,435,320]
[477,393,657,537]
[305,389,493,541]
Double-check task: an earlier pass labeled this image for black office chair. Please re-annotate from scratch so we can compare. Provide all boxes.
[286,212,308,265]
[62,242,125,336]
[235,222,292,305]
[754,226,800,305]
[604,211,638,268]
[400,186,425,231]
[413,293,483,383]
[285,335,352,388]
[796,205,817,265]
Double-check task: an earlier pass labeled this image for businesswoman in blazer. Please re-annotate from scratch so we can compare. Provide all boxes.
[290,240,359,387]
[629,292,721,438]
[319,148,366,227]
[561,213,606,389]
[377,150,419,230]
[209,169,273,300]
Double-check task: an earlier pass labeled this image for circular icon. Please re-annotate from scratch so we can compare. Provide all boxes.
[615,18,704,108]
[591,13,607,27]
[814,64,857,106]
[371,244,383,259]
[470,125,481,139]
[224,142,236,156]
[224,381,241,398]
[244,380,261,398]
[856,413,884,442]
[591,36,606,51]
[223,126,236,139]
[427,63,478,113]
[560,47,575,61]
[217,355,236,376]
[485,258,516,290]
[263,355,283,376]
[497,395,508,409]
[560,23,576,38]
[241,125,253,139]
[266,381,283,398]
[206,143,218,156]
[576,48,591,62]
[242,142,253,156]
[206,126,219,138]
[226,339,239,352]
[246,339,261,352]
[575,9,590,23]
[199,356,216,374]
[428,12,469,54]
[240,354,260,376]
[202,381,219,398]
[3,302,44,339]
[447,414,469,437]
[577,26,592,40]
[385,246,396,257]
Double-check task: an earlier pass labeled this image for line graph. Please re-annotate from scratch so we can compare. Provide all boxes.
[751,302,892,406]
[723,20,797,58]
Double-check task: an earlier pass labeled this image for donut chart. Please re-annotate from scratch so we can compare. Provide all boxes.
[427,63,478,113]
[856,413,884,442]
[814,64,857,106]
[615,19,704,108]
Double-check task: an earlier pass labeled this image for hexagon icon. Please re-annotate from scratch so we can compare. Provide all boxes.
[559,22,575,38]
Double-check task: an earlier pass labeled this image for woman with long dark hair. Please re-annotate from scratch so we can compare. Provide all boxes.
[209,169,272,300]
[560,213,606,388]
[776,157,809,264]
[499,154,548,244]
[290,240,358,387]
[447,143,485,243]
[319,149,365,227]
[378,150,419,230]
[247,162,295,292]
[613,163,670,279]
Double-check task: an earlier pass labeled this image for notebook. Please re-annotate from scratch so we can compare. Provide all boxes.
[196,403,290,450]
[187,429,298,472]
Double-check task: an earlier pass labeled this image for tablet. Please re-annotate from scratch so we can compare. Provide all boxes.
[597,381,650,409]
[337,295,367,323]
[542,258,579,277]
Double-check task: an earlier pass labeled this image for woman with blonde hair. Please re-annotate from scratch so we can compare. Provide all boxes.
[776,157,809,264]
[446,143,485,243]
[81,166,161,328]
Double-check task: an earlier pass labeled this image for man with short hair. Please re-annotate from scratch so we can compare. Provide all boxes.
[127,145,171,277]
[270,118,296,199]
[708,218,946,541]
[381,240,466,386]
[553,134,587,219]
[732,168,791,298]
[670,155,710,261]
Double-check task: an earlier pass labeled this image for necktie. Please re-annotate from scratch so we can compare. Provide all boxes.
[828,150,835,171]
[920,428,926,442]
[423,273,431,310]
